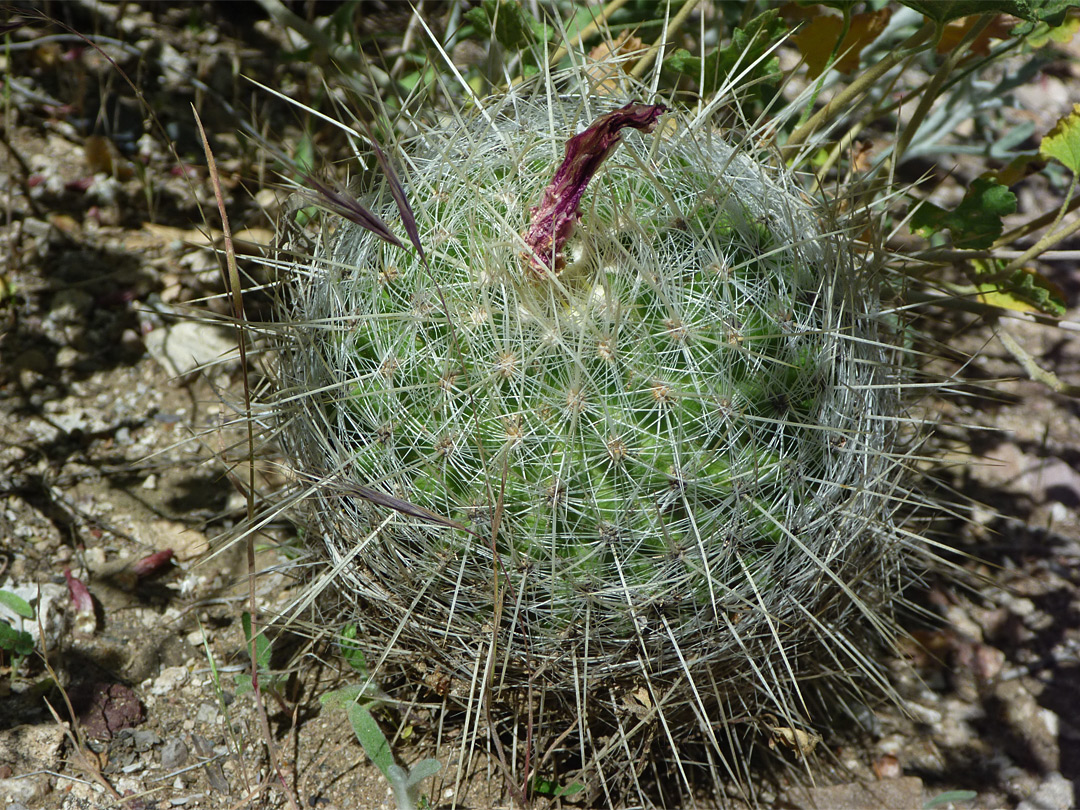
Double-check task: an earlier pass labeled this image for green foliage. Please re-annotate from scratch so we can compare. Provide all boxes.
[267,0,1080,799]
[339,622,370,676]
[1027,12,1080,46]
[347,702,396,777]
[1011,0,1080,34]
[968,258,1067,316]
[532,775,585,797]
[388,760,442,810]
[911,177,1017,249]
[324,0,363,45]
[0,589,34,619]
[664,9,785,95]
[294,131,316,176]
[234,611,277,697]
[323,627,441,810]
[464,0,542,51]
[241,611,271,671]
[924,789,978,809]
[796,1,860,10]
[1040,104,1080,173]
[0,621,34,659]
[0,590,35,670]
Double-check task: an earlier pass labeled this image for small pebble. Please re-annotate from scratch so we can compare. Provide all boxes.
[161,737,188,770]
[55,346,81,368]
[195,703,218,725]
[150,666,189,696]
[1017,772,1074,810]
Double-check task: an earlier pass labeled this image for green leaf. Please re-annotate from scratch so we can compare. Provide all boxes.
[0,621,35,657]
[294,131,315,176]
[464,0,534,51]
[924,790,978,809]
[347,702,395,780]
[405,759,442,788]
[1026,12,1080,47]
[234,672,253,696]
[241,611,272,672]
[796,0,859,10]
[320,684,364,709]
[339,623,369,676]
[1040,103,1080,173]
[664,9,785,96]
[901,1,1017,23]
[1018,0,1080,32]
[0,589,34,620]
[968,258,1068,316]
[532,776,586,797]
[911,177,1017,249]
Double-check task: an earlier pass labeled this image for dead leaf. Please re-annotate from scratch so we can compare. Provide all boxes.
[793,8,892,79]
[989,153,1045,186]
[768,724,821,758]
[522,103,665,277]
[852,139,875,173]
[585,32,645,94]
[938,15,1015,57]
[84,134,133,180]
[623,686,653,720]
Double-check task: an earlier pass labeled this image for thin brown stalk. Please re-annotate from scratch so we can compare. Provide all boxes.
[784,20,935,159]
[1001,172,1080,272]
[629,0,703,81]
[997,192,1080,247]
[891,15,995,172]
[193,108,301,810]
[548,0,632,66]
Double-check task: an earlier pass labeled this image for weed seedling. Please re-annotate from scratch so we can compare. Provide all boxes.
[321,624,441,810]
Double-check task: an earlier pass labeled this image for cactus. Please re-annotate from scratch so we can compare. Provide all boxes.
[273,72,914,798]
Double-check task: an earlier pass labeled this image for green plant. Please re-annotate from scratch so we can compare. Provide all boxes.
[272,62,910,803]
[0,589,35,678]
[234,610,281,697]
[924,789,978,809]
[322,624,441,810]
[250,0,1080,804]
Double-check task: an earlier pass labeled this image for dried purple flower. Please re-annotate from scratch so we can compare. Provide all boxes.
[64,567,96,635]
[521,102,666,278]
[131,549,174,579]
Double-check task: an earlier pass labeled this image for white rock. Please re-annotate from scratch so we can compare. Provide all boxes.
[906,701,942,726]
[151,665,189,696]
[0,775,49,802]
[144,321,238,379]
[0,723,66,769]
[55,346,81,369]
[1017,772,1074,810]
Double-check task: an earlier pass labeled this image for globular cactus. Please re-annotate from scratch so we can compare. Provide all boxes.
[273,71,913,798]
